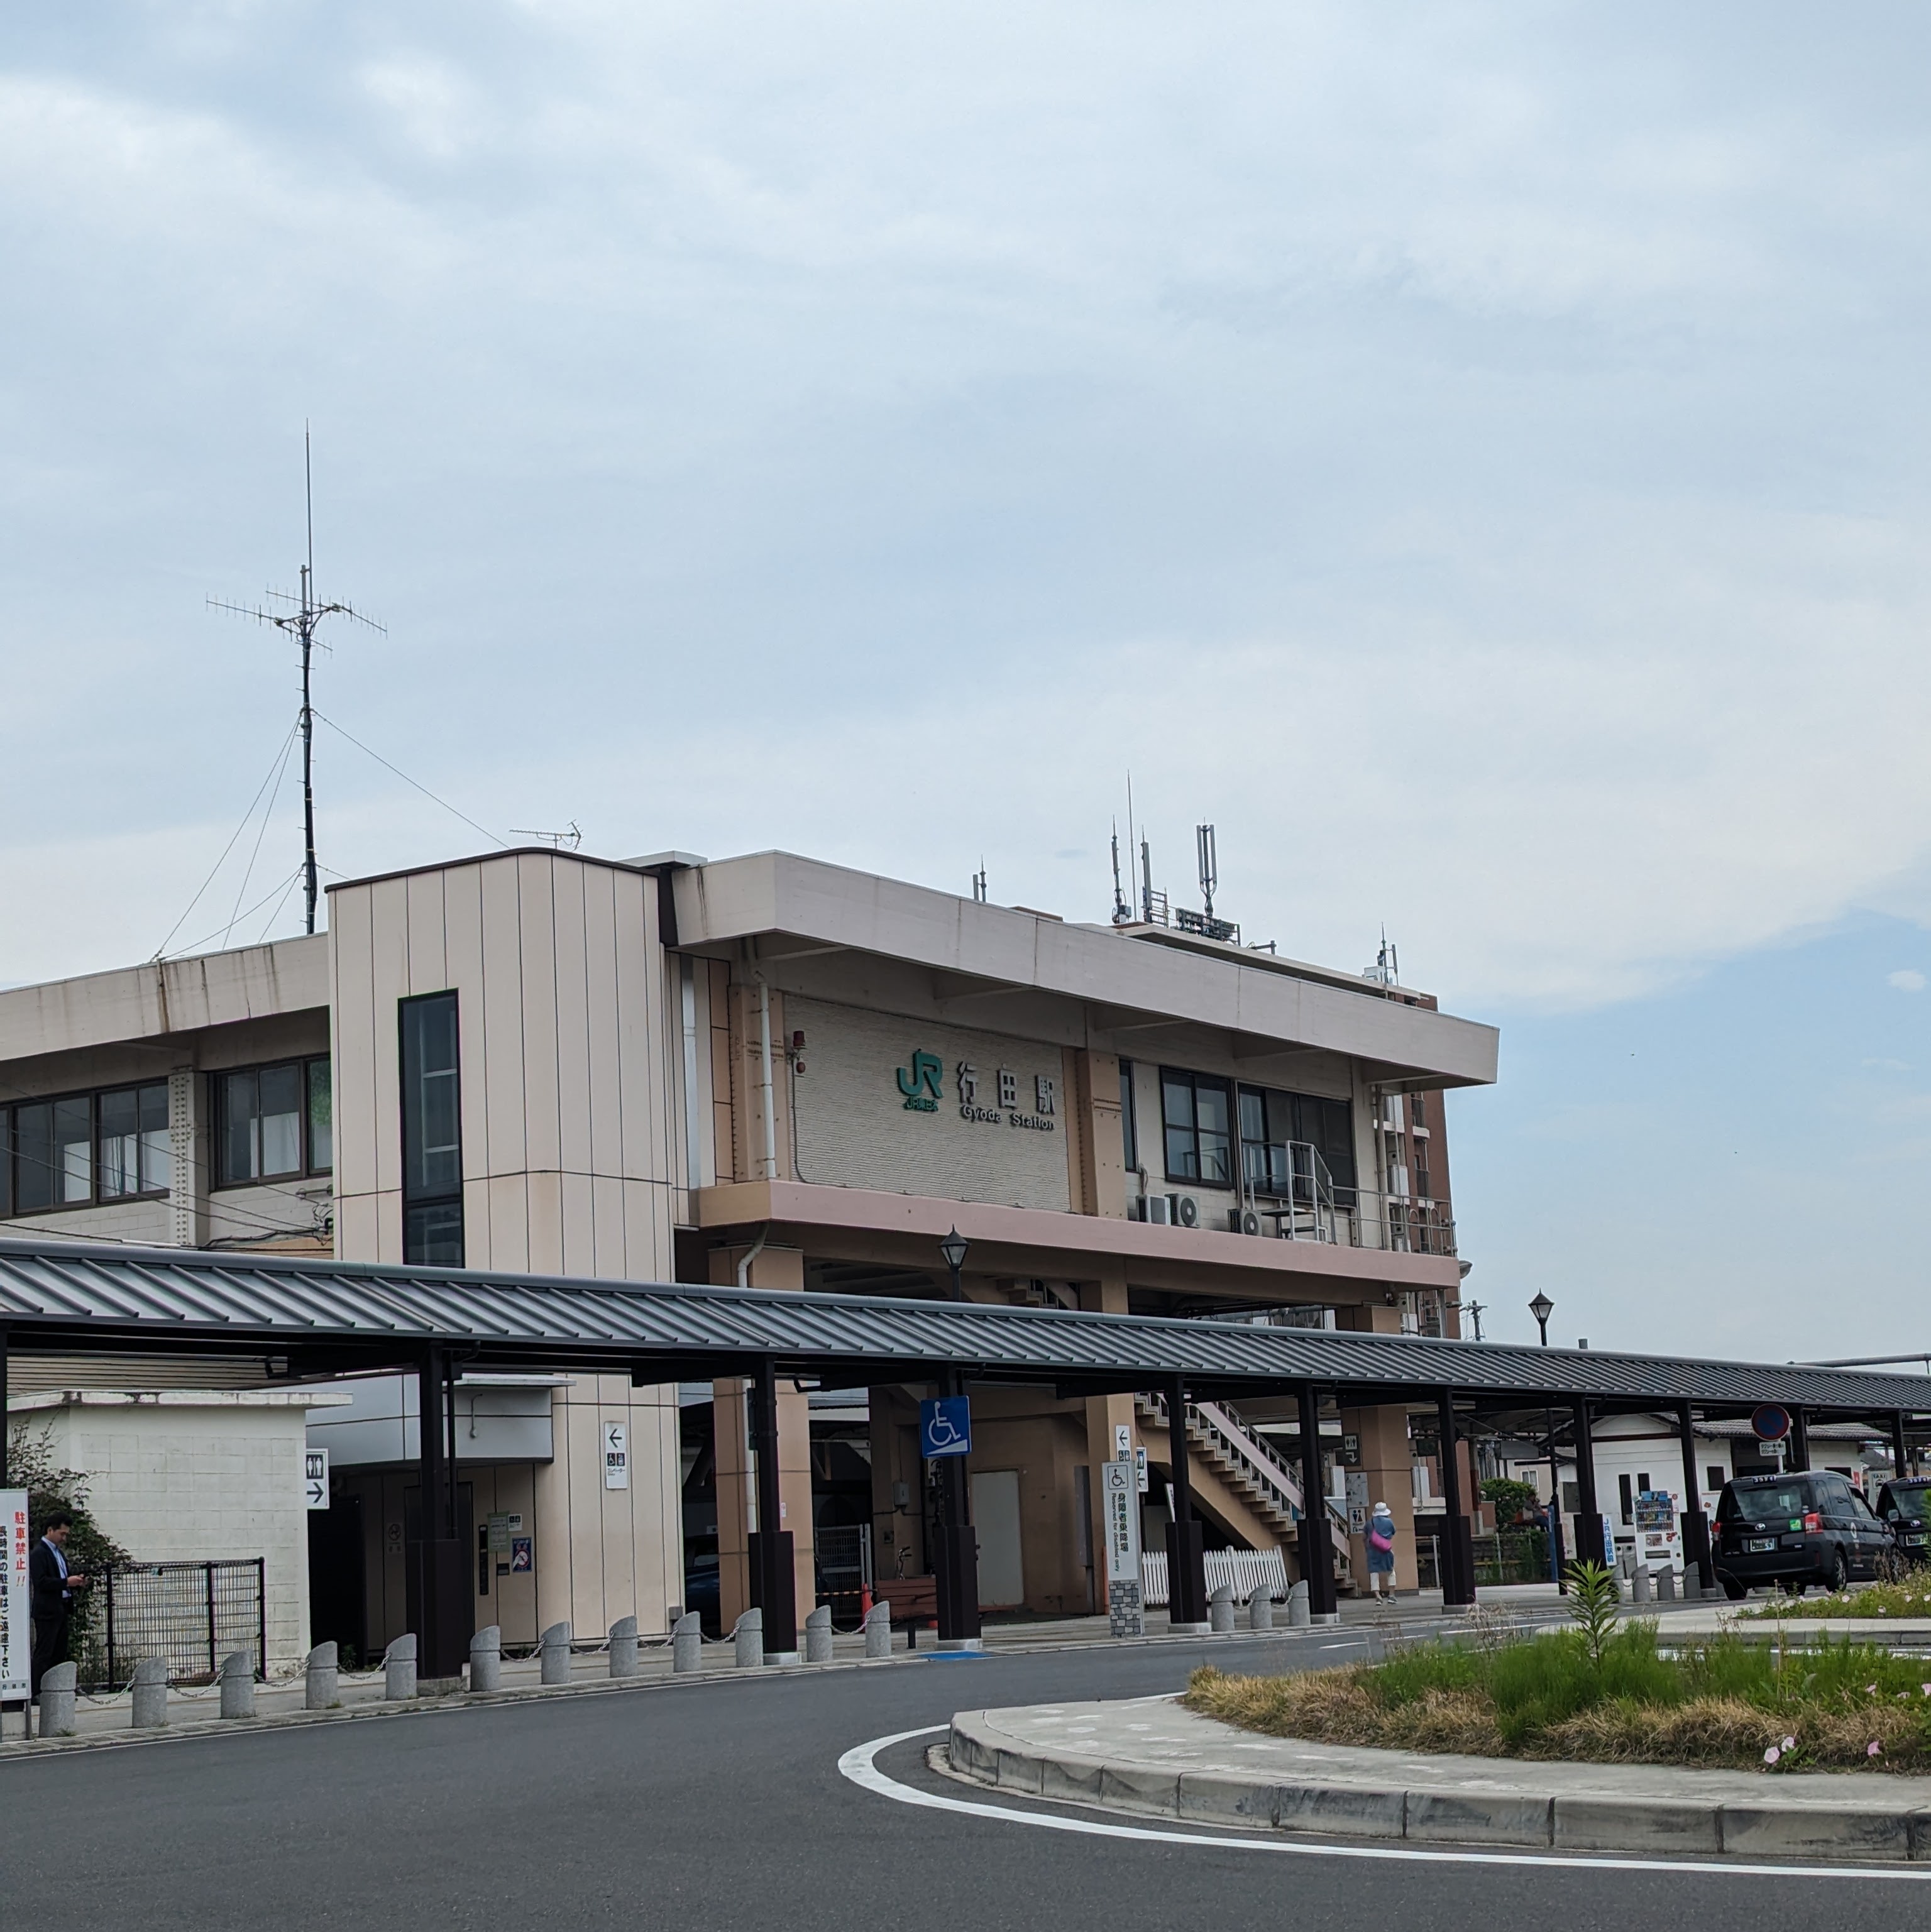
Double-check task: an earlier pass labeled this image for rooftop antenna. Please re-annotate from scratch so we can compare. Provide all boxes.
[509,823,583,852]
[972,861,988,903]
[1109,821,1130,923]
[210,427,382,936]
[1196,823,1218,919]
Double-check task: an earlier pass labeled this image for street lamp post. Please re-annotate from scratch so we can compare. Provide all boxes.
[931,1229,980,1645]
[1529,1293,1566,1591]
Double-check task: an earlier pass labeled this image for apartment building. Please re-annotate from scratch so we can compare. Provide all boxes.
[0,844,1497,1650]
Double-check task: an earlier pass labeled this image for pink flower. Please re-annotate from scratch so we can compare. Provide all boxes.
[1869,1741,1883,1758]
[1764,1746,1781,1765]
[1783,1735,1796,1750]
[1866,1683,1879,1695]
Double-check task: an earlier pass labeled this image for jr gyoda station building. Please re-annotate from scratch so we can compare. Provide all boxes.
[0,844,1497,1655]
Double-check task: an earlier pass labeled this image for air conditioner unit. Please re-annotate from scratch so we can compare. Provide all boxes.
[1227,1207,1262,1238]
[1169,1194,1201,1229]
[1142,1194,1172,1225]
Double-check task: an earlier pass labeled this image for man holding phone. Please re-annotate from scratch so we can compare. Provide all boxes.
[29,1510,89,1699]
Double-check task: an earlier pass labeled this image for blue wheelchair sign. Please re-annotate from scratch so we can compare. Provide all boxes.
[920,1396,972,1459]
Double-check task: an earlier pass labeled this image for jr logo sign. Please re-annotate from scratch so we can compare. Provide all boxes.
[896,1050,943,1111]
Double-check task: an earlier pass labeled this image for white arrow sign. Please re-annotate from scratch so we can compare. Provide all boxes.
[304,1447,329,1510]
[603,1420,629,1491]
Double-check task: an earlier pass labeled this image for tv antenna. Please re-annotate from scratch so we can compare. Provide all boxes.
[210,428,383,936]
[1109,820,1130,923]
[1196,823,1218,920]
[972,860,988,903]
[510,823,584,852]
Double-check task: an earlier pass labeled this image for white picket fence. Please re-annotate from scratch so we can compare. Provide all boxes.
[1140,1545,1290,1609]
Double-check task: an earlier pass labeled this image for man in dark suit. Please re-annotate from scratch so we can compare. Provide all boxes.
[29,1510,89,1699]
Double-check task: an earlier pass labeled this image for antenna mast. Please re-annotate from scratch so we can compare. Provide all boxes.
[1196,823,1218,919]
[211,428,382,936]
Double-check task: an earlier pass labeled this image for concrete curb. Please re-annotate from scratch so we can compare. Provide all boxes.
[946,1710,1931,1863]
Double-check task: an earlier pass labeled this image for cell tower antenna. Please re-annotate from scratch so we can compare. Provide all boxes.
[1109,820,1130,923]
[210,426,383,936]
[1196,823,1218,920]
[972,860,988,903]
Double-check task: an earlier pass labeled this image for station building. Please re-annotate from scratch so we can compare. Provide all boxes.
[0,845,1497,1655]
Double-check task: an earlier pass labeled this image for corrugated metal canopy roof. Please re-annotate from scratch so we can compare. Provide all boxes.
[0,1241,1926,1415]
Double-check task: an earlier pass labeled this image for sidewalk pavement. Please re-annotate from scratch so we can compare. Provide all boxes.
[948,1698,1931,1862]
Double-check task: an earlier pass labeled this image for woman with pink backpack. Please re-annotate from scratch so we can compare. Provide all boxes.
[1365,1499,1398,1596]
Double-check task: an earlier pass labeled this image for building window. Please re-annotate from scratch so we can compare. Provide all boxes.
[1119,1060,1138,1173]
[216,1058,332,1185]
[1618,1473,1634,1524]
[0,1081,170,1216]
[1706,1465,1724,1494]
[400,992,463,1266]
[1160,1070,1233,1185]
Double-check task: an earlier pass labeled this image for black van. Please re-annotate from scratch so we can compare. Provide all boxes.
[1871,1478,1931,1567]
[1713,1470,1893,1598]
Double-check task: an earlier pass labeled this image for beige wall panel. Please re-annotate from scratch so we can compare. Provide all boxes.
[612,874,661,1185]
[441,865,490,1208]
[582,864,623,1182]
[526,1169,564,1275]
[558,1170,595,1277]
[336,1188,381,1265]
[787,996,1070,1209]
[478,858,529,1178]
[621,1179,673,1282]
[590,1173,625,1280]
[485,1174,530,1272]
[404,869,448,994]
[461,1176,493,1269]
[373,1186,404,1265]
[560,1399,607,1632]
[551,858,594,1182]
[329,886,379,1203]
[366,876,412,1200]
[517,855,563,1175]
[532,1402,575,1637]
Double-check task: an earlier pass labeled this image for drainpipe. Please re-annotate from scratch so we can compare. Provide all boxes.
[756,973,778,1182]
[735,1222,771,1290]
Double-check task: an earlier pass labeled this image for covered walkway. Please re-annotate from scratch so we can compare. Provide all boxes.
[4,1239,1929,1672]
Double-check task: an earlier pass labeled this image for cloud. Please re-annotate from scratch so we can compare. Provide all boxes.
[1888,969,1926,992]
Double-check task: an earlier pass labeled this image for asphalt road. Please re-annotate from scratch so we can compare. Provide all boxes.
[1,1632,1918,1928]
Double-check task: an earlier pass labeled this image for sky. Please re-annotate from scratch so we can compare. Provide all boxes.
[1,3,1927,1358]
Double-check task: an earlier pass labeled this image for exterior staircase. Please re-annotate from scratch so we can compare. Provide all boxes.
[1136,1391,1353,1586]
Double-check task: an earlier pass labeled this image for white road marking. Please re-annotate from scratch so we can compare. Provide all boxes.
[837,1728,1930,1882]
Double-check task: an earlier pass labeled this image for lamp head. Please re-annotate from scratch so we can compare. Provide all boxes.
[938,1227,969,1273]
[1527,1292,1554,1327]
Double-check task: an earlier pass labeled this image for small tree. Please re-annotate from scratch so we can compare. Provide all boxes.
[6,1419,133,1664]
[1480,1477,1544,1526]
[1564,1559,1620,1667]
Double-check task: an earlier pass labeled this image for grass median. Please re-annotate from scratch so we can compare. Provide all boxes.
[1735,1577,1931,1620]
[1187,1611,1931,1774]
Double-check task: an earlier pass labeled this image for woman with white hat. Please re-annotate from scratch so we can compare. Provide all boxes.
[1365,1500,1397,1596]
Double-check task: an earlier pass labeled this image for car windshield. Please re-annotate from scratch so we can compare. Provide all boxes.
[1883,1486,1931,1523]
[1719,1480,1813,1522]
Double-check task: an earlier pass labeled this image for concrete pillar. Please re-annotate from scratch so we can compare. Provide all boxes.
[130,1657,168,1729]
[672,1610,702,1673]
[469,1625,502,1693]
[1248,1584,1273,1631]
[1208,1583,1236,1633]
[710,1243,813,1630]
[539,1620,572,1686]
[305,1642,339,1710]
[608,1615,639,1679]
[732,1606,762,1667]
[37,1660,77,1737]
[863,1601,892,1659]
[805,1604,833,1663]
[217,1651,256,1720]
[383,1633,417,1700]
[1287,1579,1310,1626]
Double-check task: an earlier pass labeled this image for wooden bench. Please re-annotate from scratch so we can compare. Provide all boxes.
[874,1574,937,1626]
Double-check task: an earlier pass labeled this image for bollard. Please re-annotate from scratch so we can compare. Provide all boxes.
[37,1660,77,1737]
[863,1601,893,1660]
[804,1604,833,1664]
[608,1615,639,1679]
[130,1657,169,1730]
[1657,1566,1677,1603]
[732,1607,762,1668]
[1249,1584,1274,1632]
[384,1633,418,1701]
[1287,1579,1311,1627]
[539,1621,573,1687]
[305,1641,339,1710]
[218,1651,256,1720]
[470,1625,502,1694]
[1631,1564,1653,1605]
[1681,1566,1703,1602]
[1208,1583,1236,1633]
[672,1611,703,1674]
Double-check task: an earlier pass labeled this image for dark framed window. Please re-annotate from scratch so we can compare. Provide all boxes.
[1119,1060,1138,1173]
[1160,1070,1233,1185]
[216,1057,332,1185]
[0,1080,170,1215]
[400,992,463,1266]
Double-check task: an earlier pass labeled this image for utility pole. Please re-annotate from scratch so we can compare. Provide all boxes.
[211,429,382,935]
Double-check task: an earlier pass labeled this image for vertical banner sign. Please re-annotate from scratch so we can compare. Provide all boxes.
[304,1449,330,1510]
[603,1421,630,1491]
[1,1490,28,1701]
[1102,1460,1144,1637]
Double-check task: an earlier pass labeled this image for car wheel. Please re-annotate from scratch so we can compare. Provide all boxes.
[1720,1572,1746,1601]
[1827,1547,1849,1593]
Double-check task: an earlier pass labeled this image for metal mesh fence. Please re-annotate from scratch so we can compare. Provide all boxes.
[75,1560,266,1691]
